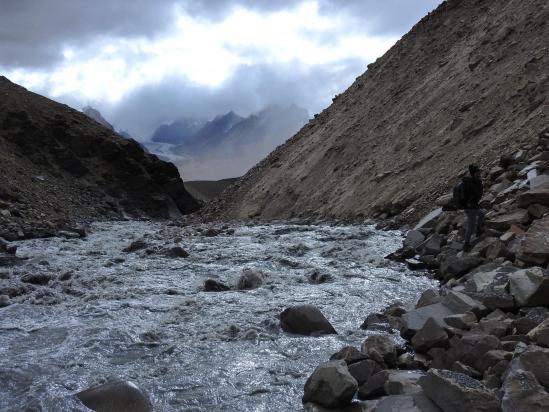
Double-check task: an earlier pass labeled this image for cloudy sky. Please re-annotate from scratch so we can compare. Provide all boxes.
[1,0,441,139]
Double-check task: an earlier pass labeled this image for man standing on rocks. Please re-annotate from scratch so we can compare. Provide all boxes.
[462,164,484,251]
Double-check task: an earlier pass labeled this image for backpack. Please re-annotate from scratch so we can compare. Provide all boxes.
[452,179,467,209]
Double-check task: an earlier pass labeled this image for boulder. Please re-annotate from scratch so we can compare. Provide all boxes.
[485,210,529,231]
[440,256,483,280]
[416,289,440,308]
[404,230,425,249]
[529,174,549,190]
[474,349,512,373]
[501,359,549,412]
[516,216,549,266]
[280,305,337,335]
[449,332,501,368]
[419,369,500,412]
[444,312,477,330]
[21,272,52,285]
[330,346,366,364]
[513,307,549,334]
[76,381,152,412]
[164,246,189,258]
[123,240,148,253]
[400,303,456,339]
[516,345,549,388]
[441,291,486,317]
[414,208,443,230]
[412,318,449,353]
[361,335,400,368]
[203,279,230,292]
[528,203,549,219]
[0,294,10,307]
[348,359,381,386]
[384,371,425,395]
[518,187,549,208]
[365,393,442,412]
[421,234,443,256]
[236,269,264,290]
[508,267,549,306]
[357,370,390,400]
[452,361,482,379]
[527,318,549,347]
[302,360,358,408]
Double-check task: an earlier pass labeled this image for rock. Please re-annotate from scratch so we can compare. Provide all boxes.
[485,209,530,231]
[164,246,189,258]
[517,187,549,208]
[76,381,152,412]
[407,258,427,270]
[384,371,425,395]
[123,240,148,253]
[236,268,264,290]
[452,361,482,379]
[330,346,366,364]
[419,369,500,412]
[416,289,440,308]
[203,279,230,292]
[421,234,443,256]
[436,193,454,208]
[361,335,400,368]
[21,272,52,285]
[440,256,483,280]
[203,228,221,237]
[0,294,10,307]
[530,174,549,190]
[444,312,477,330]
[357,370,390,400]
[527,318,549,347]
[400,303,456,339]
[441,291,486,317]
[404,230,425,249]
[508,267,549,306]
[414,208,443,231]
[397,353,425,370]
[308,271,333,284]
[479,317,510,337]
[449,332,501,368]
[57,230,81,239]
[280,305,337,336]
[528,203,549,219]
[516,216,549,266]
[474,349,512,373]
[412,318,449,353]
[302,360,358,408]
[361,313,390,331]
[348,359,381,386]
[515,345,549,388]
[501,359,549,412]
[367,393,442,412]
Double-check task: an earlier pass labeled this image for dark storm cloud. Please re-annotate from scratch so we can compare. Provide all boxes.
[0,0,442,68]
[104,59,364,140]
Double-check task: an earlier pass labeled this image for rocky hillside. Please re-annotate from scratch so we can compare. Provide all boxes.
[208,0,549,222]
[0,76,200,240]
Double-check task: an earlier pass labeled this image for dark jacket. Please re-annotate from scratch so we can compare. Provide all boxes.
[463,176,483,209]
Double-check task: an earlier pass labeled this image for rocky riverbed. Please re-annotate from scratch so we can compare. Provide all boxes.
[0,221,436,411]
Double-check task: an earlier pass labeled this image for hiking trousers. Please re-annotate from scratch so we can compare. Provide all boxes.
[464,208,485,245]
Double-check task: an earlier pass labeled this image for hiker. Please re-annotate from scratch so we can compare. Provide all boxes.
[461,164,484,251]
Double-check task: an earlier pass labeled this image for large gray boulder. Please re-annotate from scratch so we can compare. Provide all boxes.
[400,303,455,339]
[419,369,500,412]
[404,230,425,249]
[76,381,152,412]
[518,187,549,208]
[508,267,549,306]
[527,318,549,347]
[363,393,442,412]
[302,360,358,408]
[412,318,449,353]
[501,359,549,412]
[280,305,337,335]
[236,268,265,290]
[441,291,486,317]
[361,335,400,367]
[440,256,483,280]
[516,216,549,266]
[414,208,443,230]
[485,209,529,231]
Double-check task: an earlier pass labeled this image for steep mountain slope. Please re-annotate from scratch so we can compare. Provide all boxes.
[208,0,549,222]
[0,77,200,239]
[151,117,206,145]
[82,106,114,130]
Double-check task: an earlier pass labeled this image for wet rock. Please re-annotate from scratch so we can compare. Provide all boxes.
[361,335,400,368]
[416,289,440,308]
[348,359,381,386]
[76,380,152,412]
[406,258,427,270]
[203,228,221,237]
[123,240,148,253]
[412,318,449,353]
[57,230,81,239]
[384,371,425,396]
[203,279,230,292]
[308,270,333,284]
[357,370,390,400]
[508,267,549,306]
[440,256,483,280]
[501,359,549,412]
[236,268,265,290]
[420,234,443,256]
[361,313,390,331]
[164,246,189,258]
[419,369,499,412]
[280,304,337,336]
[21,272,52,285]
[516,216,549,266]
[0,294,10,307]
[302,360,358,408]
[441,291,486,317]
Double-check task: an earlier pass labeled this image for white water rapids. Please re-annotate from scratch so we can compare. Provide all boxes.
[0,221,437,411]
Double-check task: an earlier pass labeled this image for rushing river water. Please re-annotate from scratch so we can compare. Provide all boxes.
[0,221,437,411]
